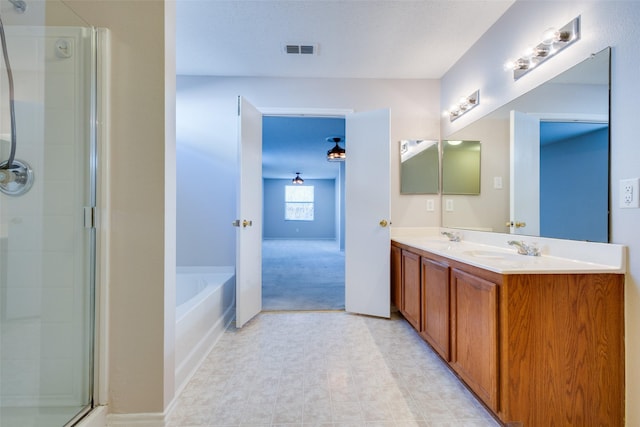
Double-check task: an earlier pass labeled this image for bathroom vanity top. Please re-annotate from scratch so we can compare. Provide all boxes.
[391,228,626,275]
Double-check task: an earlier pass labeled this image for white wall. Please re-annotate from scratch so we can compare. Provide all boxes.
[176,76,441,266]
[441,1,640,424]
[65,0,175,416]
[442,117,510,232]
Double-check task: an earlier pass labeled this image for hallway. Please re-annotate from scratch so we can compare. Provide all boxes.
[167,311,499,426]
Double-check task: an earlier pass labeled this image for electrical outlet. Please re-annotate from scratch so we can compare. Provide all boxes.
[426,199,435,212]
[445,199,454,212]
[620,178,640,208]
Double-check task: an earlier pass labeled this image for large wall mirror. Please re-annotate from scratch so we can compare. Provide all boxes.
[400,139,439,194]
[442,47,610,242]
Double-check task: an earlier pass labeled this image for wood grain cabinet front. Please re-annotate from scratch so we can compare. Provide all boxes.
[420,257,450,361]
[400,249,421,331]
[390,244,402,311]
[450,268,499,412]
[390,240,624,426]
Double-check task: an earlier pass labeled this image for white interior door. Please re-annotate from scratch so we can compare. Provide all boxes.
[235,96,262,327]
[509,110,540,236]
[345,109,390,318]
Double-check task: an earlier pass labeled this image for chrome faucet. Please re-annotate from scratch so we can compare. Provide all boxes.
[441,231,461,242]
[507,240,540,256]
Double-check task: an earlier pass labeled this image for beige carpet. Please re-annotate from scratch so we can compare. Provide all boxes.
[262,239,345,311]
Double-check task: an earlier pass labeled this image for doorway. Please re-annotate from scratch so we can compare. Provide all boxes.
[236,98,391,326]
[261,116,345,311]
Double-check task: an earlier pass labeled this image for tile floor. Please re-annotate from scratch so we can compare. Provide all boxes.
[167,311,500,427]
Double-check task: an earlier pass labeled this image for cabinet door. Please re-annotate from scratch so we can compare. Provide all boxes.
[421,258,450,360]
[450,268,499,411]
[390,245,402,310]
[400,250,421,330]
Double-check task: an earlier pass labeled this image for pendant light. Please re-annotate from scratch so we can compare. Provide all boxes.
[326,136,346,162]
[292,172,304,184]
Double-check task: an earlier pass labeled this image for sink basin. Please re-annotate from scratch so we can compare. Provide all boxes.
[420,241,457,251]
[463,250,512,259]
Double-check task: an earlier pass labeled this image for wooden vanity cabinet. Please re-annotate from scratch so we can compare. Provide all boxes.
[498,273,624,426]
[420,257,450,360]
[400,249,421,331]
[390,240,624,426]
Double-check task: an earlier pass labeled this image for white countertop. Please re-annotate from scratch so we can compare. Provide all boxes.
[391,227,626,275]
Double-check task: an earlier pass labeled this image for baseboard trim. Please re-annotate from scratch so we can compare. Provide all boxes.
[75,406,108,427]
[106,412,166,427]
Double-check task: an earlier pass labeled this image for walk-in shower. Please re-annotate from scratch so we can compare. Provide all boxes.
[0,0,33,196]
[0,0,99,425]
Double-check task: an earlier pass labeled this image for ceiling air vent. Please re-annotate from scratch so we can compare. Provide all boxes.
[284,44,317,55]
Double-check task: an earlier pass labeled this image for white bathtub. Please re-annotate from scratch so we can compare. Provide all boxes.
[175,266,235,392]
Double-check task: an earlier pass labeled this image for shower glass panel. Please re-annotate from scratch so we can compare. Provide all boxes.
[0,1,97,426]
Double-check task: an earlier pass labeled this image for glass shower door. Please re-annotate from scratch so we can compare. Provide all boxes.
[0,2,97,426]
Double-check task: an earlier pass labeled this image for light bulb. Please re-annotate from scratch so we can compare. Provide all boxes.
[504,59,516,71]
[534,44,551,58]
[515,58,530,70]
[522,46,536,59]
[541,27,557,45]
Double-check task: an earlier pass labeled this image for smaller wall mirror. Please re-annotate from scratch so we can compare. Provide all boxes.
[442,140,481,195]
[400,139,439,194]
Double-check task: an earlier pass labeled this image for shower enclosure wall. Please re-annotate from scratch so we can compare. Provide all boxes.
[0,2,98,426]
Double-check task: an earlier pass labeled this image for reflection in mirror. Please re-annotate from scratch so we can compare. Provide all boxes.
[442,47,610,242]
[400,139,439,194]
[442,140,481,195]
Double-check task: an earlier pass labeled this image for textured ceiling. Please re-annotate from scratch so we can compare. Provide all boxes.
[176,0,515,79]
[263,116,345,179]
[176,0,515,179]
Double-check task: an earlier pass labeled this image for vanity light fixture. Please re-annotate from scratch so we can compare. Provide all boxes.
[505,16,581,80]
[444,90,480,122]
[292,172,304,184]
[326,136,346,162]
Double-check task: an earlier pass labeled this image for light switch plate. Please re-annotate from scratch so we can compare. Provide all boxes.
[493,176,503,189]
[620,178,639,208]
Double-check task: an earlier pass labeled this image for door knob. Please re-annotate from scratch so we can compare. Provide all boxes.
[379,219,389,227]
[242,219,252,228]
[505,221,526,228]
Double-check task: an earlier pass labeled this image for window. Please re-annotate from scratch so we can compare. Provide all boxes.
[285,185,314,221]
